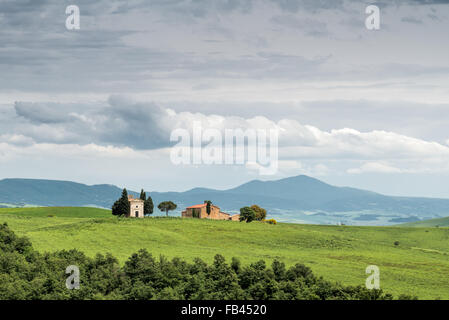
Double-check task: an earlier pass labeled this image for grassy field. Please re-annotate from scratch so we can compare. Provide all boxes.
[400,216,449,228]
[1,207,448,299]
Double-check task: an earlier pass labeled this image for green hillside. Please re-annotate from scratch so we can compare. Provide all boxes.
[1,207,448,299]
[399,216,449,228]
[0,207,111,218]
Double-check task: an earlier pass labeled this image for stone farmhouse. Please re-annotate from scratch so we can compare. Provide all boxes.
[182,203,240,221]
[127,195,144,218]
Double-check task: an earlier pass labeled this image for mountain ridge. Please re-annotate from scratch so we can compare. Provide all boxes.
[1,175,449,225]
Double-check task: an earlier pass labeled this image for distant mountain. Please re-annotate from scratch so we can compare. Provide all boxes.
[0,179,138,208]
[2,175,449,226]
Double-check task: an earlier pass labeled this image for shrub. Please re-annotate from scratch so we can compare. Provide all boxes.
[265,219,277,225]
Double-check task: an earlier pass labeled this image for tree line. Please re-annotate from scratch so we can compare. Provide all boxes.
[111,189,278,224]
[111,189,270,222]
[0,223,416,300]
[112,188,177,217]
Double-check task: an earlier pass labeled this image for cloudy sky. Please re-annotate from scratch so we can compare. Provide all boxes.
[1,0,449,197]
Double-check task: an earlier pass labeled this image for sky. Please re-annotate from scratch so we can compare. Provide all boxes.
[0,0,449,197]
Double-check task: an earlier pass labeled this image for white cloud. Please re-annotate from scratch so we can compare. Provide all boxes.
[278,160,303,170]
[312,164,330,176]
[0,134,34,147]
[2,95,449,192]
[347,162,402,174]
[278,127,449,160]
[0,141,148,161]
[8,96,449,164]
[2,1,449,196]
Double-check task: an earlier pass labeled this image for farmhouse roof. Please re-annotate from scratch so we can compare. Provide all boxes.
[187,203,219,209]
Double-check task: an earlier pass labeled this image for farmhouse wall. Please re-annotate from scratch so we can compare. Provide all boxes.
[182,204,238,221]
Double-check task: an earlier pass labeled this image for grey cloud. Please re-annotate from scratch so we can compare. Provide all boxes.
[408,0,449,4]
[109,0,353,16]
[373,63,449,78]
[0,0,448,98]
[271,14,329,36]
[401,16,424,23]
[427,13,440,20]
[185,52,330,80]
[10,96,449,151]
[14,102,77,124]
[269,0,346,12]
[376,0,449,6]
[111,0,254,16]
[103,96,171,149]
[12,97,172,149]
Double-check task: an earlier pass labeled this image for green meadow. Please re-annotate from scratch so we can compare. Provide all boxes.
[400,216,449,228]
[1,207,448,299]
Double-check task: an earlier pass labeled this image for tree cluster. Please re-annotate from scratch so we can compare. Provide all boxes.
[239,205,267,223]
[140,189,154,216]
[112,188,154,217]
[0,223,416,300]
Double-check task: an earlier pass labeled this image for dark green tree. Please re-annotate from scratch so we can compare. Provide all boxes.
[111,200,120,216]
[0,223,412,300]
[144,194,154,216]
[139,189,146,201]
[112,188,130,217]
[157,201,177,217]
[239,206,256,223]
[204,200,212,215]
[139,189,154,215]
[231,257,241,274]
[272,259,286,282]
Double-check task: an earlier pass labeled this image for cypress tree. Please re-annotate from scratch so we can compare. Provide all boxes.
[112,188,130,217]
[144,194,154,215]
[204,200,212,215]
[139,189,146,201]
[139,189,154,215]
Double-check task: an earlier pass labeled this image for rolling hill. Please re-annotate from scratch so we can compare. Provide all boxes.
[0,207,448,299]
[2,175,449,225]
[399,216,449,228]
